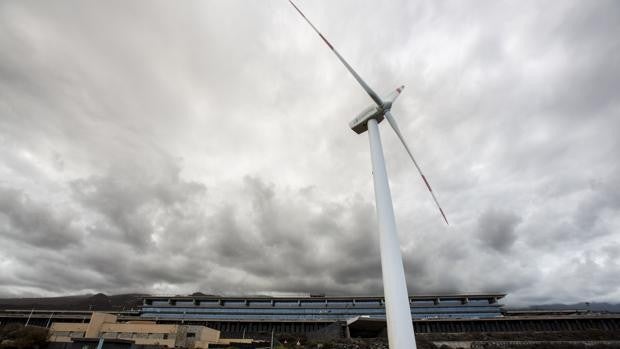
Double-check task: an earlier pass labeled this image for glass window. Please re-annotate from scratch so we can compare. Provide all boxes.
[328,301,353,307]
[355,300,382,306]
[273,301,299,307]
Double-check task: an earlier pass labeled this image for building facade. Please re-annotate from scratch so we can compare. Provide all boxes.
[141,294,505,322]
[2,293,619,341]
[50,312,223,348]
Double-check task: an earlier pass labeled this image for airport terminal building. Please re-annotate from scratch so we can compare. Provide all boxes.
[140,293,505,337]
[2,293,619,340]
[141,293,505,322]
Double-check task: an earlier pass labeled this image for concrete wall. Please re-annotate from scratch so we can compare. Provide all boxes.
[86,312,118,338]
[216,338,253,345]
[48,312,223,348]
[50,323,89,342]
[100,323,178,347]
[197,326,221,348]
[200,326,221,342]
[178,325,221,348]
[101,322,178,334]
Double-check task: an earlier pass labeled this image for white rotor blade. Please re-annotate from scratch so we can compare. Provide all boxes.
[289,0,384,107]
[384,111,449,225]
[384,85,405,104]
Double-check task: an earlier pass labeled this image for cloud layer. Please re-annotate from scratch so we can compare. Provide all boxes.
[0,0,619,305]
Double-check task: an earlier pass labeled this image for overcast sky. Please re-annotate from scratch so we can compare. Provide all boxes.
[0,0,618,306]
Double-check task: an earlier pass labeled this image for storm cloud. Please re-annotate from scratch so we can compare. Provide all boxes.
[477,209,522,252]
[0,0,619,305]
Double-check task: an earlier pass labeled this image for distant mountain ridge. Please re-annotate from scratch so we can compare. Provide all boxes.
[0,293,147,311]
[1,294,619,313]
[524,302,620,313]
[502,302,620,313]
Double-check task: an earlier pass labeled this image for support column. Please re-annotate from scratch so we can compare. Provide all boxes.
[367,118,417,349]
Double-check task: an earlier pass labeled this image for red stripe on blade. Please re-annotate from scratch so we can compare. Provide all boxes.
[439,207,449,225]
[319,34,334,50]
[421,175,433,192]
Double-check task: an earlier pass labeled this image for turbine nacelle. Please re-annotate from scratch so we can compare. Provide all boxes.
[349,105,384,134]
[349,86,403,134]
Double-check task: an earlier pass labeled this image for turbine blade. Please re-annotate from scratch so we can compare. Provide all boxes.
[289,0,383,106]
[384,85,405,104]
[384,111,449,225]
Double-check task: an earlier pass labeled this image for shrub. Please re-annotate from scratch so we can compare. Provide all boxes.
[0,324,49,349]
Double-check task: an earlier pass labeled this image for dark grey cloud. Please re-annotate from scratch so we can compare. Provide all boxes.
[70,158,206,249]
[0,187,82,248]
[0,0,618,305]
[477,209,522,252]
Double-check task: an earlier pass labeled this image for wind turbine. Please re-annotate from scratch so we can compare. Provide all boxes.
[289,2,449,349]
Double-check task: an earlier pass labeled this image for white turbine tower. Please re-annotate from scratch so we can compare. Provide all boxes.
[289,2,449,349]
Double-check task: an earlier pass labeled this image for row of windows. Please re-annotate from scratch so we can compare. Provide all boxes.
[54,331,85,337]
[149,299,494,307]
[142,306,502,315]
[145,304,501,311]
[101,332,170,340]
[141,312,500,320]
[412,313,497,319]
[54,331,171,340]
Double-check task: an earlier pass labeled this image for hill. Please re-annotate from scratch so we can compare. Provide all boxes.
[0,293,146,311]
[527,302,620,313]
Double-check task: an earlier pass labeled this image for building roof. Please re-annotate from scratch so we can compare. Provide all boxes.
[143,293,506,302]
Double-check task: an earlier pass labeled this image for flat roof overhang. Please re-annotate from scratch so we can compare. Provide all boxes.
[143,294,506,303]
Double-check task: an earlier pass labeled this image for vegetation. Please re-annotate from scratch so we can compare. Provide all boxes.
[267,332,620,349]
[418,329,620,341]
[0,324,49,349]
